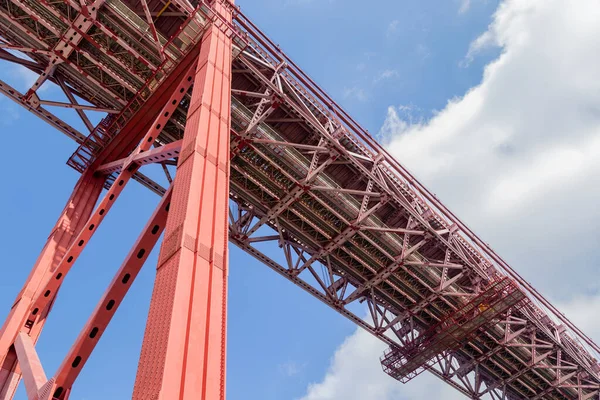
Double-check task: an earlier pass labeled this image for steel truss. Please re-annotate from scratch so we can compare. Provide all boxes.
[0,0,598,399]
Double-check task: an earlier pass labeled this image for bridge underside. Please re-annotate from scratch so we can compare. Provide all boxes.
[0,1,599,399]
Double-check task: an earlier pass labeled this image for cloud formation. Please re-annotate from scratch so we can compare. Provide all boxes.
[373,69,399,84]
[299,328,464,400]
[384,0,600,294]
[387,20,400,38]
[343,86,368,102]
[301,0,600,398]
[459,0,472,14]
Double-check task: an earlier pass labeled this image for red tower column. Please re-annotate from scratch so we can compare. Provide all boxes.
[133,1,233,399]
[0,172,104,399]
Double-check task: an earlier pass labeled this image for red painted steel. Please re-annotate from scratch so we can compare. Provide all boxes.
[0,8,203,397]
[381,278,528,383]
[133,2,233,398]
[86,48,202,170]
[96,140,183,175]
[0,172,104,400]
[13,333,46,400]
[51,186,173,399]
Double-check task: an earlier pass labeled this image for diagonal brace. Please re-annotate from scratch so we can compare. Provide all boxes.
[96,140,183,174]
[13,333,46,400]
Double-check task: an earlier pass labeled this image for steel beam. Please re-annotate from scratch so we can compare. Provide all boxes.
[133,2,234,398]
[0,79,86,144]
[0,26,201,399]
[96,140,183,175]
[13,333,46,400]
[50,187,173,399]
[0,172,104,400]
[23,61,198,332]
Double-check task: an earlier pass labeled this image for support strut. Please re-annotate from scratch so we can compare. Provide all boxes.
[133,1,233,398]
[0,172,104,400]
[51,186,174,399]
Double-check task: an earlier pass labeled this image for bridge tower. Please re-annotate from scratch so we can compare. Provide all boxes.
[0,1,237,399]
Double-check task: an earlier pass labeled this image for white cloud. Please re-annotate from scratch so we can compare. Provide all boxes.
[459,0,487,14]
[8,65,53,93]
[459,0,472,14]
[0,99,20,125]
[299,327,464,400]
[415,44,431,61]
[354,53,378,74]
[373,69,399,84]
[385,0,600,293]
[558,294,600,342]
[462,30,496,66]
[279,361,306,377]
[302,0,600,398]
[300,293,600,400]
[378,104,425,143]
[343,86,368,102]
[387,20,400,38]
[9,65,39,91]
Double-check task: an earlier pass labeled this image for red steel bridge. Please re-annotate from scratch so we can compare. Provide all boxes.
[0,1,598,399]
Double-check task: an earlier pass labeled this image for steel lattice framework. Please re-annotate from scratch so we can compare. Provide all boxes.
[0,1,598,399]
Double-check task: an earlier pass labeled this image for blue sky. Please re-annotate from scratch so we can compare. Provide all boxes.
[241,0,499,129]
[2,0,600,399]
